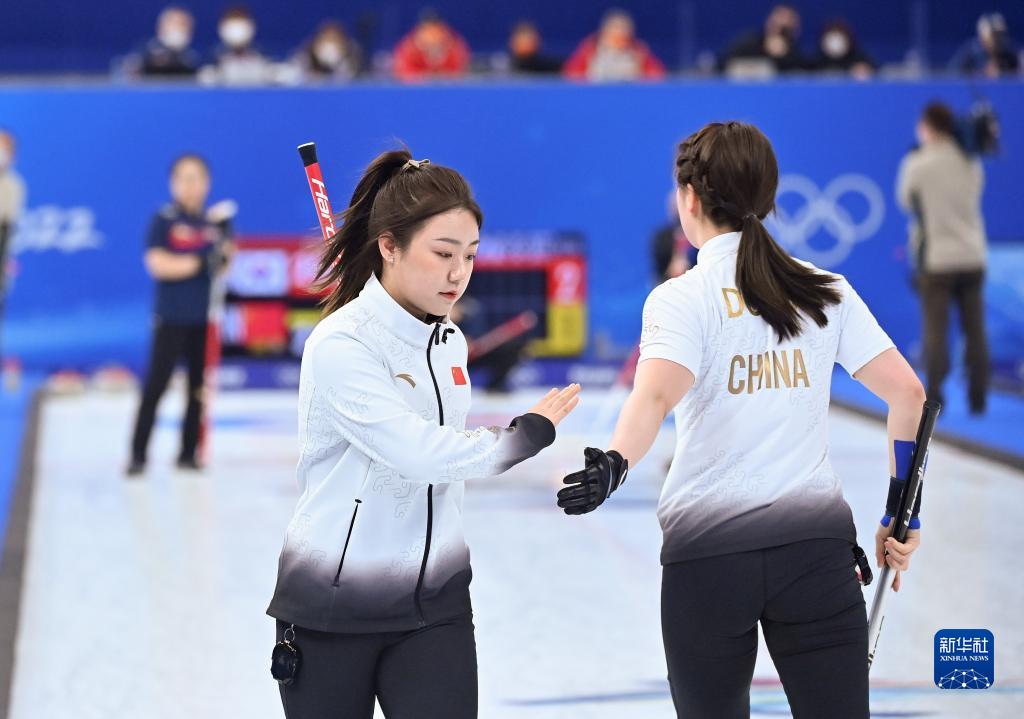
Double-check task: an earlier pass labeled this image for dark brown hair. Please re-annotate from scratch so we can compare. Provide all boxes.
[675,121,840,341]
[221,6,254,22]
[316,148,483,314]
[921,101,955,137]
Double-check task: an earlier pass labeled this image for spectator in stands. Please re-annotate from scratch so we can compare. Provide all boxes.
[811,20,874,79]
[508,21,561,74]
[896,102,990,414]
[200,6,276,85]
[951,12,1020,78]
[721,4,807,77]
[138,6,199,78]
[291,20,362,81]
[564,9,665,81]
[393,11,471,82]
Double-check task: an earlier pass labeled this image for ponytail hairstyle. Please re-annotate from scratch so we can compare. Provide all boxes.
[315,148,483,314]
[674,121,841,341]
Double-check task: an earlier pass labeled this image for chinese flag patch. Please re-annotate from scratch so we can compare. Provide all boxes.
[451,367,467,385]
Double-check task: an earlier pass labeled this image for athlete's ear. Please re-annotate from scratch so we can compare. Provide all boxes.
[683,184,701,217]
[377,232,398,262]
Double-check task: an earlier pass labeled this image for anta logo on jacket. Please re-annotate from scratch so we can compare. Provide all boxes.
[268,273,554,633]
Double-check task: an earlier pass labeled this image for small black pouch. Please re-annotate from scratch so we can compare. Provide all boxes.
[852,544,873,587]
[271,624,302,685]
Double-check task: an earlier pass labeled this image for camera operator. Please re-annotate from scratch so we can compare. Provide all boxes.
[897,101,989,414]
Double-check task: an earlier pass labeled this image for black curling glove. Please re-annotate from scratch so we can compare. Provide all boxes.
[557,447,628,515]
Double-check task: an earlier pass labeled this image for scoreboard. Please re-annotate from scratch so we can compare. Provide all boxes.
[221,231,587,360]
[469,231,586,357]
[220,237,321,358]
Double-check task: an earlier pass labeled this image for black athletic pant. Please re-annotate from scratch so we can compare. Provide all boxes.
[130,320,207,464]
[662,538,869,719]
[275,615,477,719]
[918,270,989,411]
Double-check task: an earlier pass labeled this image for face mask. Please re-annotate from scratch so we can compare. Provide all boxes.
[313,42,342,67]
[764,34,790,58]
[220,20,254,48]
[822,32,850,58]
[159,28,191,51]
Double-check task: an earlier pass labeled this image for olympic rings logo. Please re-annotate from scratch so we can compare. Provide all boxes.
[765,174,886,268]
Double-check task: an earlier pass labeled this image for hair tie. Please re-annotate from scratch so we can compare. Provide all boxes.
[743,212,759,222]
[401,158,430,172]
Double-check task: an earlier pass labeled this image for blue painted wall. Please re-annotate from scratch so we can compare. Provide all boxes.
[1,80,1021,383]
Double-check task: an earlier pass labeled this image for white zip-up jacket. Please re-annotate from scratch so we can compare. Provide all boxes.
[268,273,555,633]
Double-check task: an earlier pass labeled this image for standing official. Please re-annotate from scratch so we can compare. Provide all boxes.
[128,154,232,476]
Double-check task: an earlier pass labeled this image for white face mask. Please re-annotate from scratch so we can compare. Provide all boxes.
[313,42,343,67]
[822,32,850,59]
[220,19,254,48]
[159,27,191,51]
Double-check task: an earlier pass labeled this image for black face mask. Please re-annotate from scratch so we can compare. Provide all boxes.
[271,625,302,685]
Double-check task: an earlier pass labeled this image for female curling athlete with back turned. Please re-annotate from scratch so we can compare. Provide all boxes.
[558,122,924,718]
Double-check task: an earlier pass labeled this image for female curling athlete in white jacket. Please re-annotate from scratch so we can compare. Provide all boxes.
[268,150,579,718]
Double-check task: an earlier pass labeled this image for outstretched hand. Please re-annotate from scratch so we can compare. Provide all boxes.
[527,384,580,428]
[557,447,628,515]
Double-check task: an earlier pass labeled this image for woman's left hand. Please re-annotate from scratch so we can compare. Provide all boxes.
[875,525,921,592]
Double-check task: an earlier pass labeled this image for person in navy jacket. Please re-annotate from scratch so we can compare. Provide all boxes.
[127,154,232,475]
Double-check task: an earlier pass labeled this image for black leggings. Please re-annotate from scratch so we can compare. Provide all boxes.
[275,615,478,719]
[130,321,207,463]
[662,538,869,719]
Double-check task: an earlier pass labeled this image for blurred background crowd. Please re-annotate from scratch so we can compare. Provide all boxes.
[0,3,1020,84]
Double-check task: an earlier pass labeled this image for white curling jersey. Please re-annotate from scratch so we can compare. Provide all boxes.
[639,232,894,564]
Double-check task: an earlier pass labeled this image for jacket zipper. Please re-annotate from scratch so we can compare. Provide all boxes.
[413,487,434,626]
[414,323,444,624]
[331,499,362,587]
[425,323,445,425]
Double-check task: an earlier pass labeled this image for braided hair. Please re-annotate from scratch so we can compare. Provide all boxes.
[675,121,841,341]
